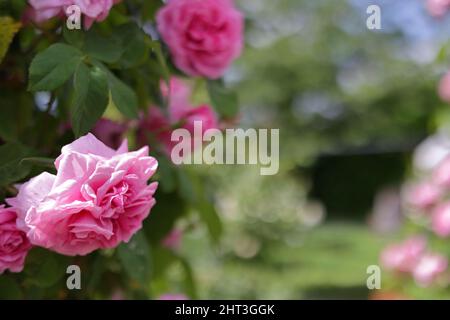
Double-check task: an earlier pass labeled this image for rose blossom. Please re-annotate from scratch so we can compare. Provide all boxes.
[412,253,447,287]
[426,0,450,17]
[7,133,158,256]
[0,206,32,274]
[138,77,218,155]
[26,0,121,29]
[380,236,427,273]
[157,0,244,79]
[404,181,442,211]
[433,156,450,187]
[432,202,450,237]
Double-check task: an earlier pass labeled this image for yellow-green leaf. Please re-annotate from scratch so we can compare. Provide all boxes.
[0,16,21,63]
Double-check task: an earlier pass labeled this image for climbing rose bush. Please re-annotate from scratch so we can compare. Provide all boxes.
[0,0,244,299]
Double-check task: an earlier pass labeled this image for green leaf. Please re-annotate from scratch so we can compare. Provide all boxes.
[144,191,187,245]
[0,276,22,299]
[114,23,149,69]
[20,157,55,169]
[63,25,85,49]
[0,17,21,63]
[24,248,70,288]
[84,29,123,63]
[28,43,83,91]
[157,156,177,193]
[71,63,109,137]
[108,73,139,119]
[117,231,152,286]
[197,198,222,244]
[207,80,239,118]
[0,142,33,186]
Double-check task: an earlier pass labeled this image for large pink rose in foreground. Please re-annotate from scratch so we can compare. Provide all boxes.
[7,134,158,256]
[0,206,32,274]
[157,0,244,79]
[26,0,121,29]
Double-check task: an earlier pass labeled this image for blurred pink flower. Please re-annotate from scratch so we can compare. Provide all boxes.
[433,156,450,187]
[138,77,218,155]
[426,0,450,17]
[158,293,188,300]
[91,118,127,150]
[432,202,450,237]
[157,0,244,79]
[160,78,192,108]
[0,206,32,274]
[412,253,447,287]
[161,228,183,250]
[380,236,427,273]
[405,182,442,211]
[7,133,158,256]
[439,71,450,103]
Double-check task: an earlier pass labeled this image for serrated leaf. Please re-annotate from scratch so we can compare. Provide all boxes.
[0,16,21,63]
[71,63,109,137]
[29,43,83,91]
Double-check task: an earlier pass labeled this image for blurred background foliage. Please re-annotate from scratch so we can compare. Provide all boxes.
[177,0,450,299]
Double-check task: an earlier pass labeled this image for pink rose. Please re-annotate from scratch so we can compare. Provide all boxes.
[91,118,127,150]
[432,203,450,237]
[404,181,442,211]
[157,0,244,79]
[161,228,183,250]
[380,236,427,273]
[7,133,158,256]
[426,0,450,17]
[138,77,218,155]
[0,206,32,274]
[26,0,120,29]
[412,253,447,287]
[438,71,450,103]
[433,156,450,187]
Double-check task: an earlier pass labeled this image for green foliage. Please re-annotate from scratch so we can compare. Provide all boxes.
[28,44,83,92]
[117,232,152,287]
[207,80,239,119]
